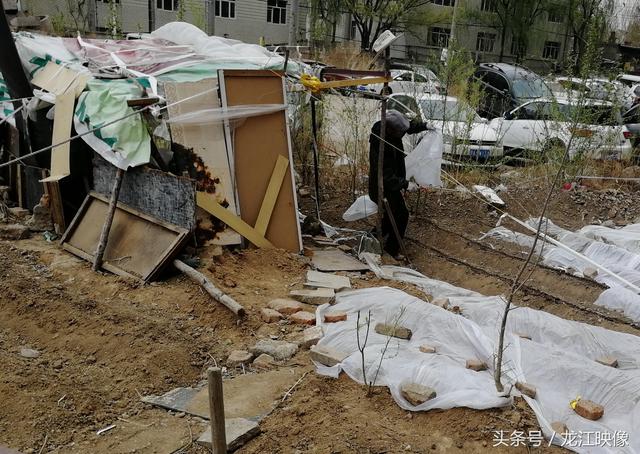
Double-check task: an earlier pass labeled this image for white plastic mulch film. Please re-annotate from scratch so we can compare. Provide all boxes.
[482,217,640,322]
[314,277,640,452]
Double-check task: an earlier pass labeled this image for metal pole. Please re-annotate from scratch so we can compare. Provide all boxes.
[207,367,227,454]
[376,47,390,253]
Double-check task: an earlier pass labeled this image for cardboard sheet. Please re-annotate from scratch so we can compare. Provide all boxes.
[219,70,302,252]
[60,192,189,281]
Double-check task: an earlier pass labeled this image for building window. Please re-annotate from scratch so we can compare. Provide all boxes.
[547,6,564,23]
[543,41,560,59]
[511,38,526,56]
[480,0,496,12]
[429,27,451,47]
[430,0,455,5]
[157,0,178,11]
[215,0,236,18]
[267,0,287,24]
[476,32,496,52]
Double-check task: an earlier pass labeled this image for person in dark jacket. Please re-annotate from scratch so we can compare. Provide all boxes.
[369,110,428,258]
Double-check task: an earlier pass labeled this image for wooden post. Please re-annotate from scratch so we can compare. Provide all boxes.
[208,367,227,454]
[383,198,410,265]
[310,97,321,221]
[173,259,246,317]
[376,47,391,252]
[93,168,125,271]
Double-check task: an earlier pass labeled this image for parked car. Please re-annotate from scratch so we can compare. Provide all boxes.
[368,69,443,95]
[489,97,633,160]
[387,93,501,160]
[554,77,631,107]
[623,103,640,148]
[473,63,554,119]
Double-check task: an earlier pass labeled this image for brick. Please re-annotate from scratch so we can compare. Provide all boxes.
[375,323,412,340]
[583,267,598,279]
[300,326,323,349]
[515,381,537,399]
[309,345,348,367]
[227,350,253,367]
[595,356,618,368]
[267,298,303,315]
[419,345,436,354]
[431,297,450,309]
[260,308,283,323]
[400,383,436,406]
[550,422,569,436]
[252,353,275,370]
[289,288,335,305]
[324,311,347,323]
[574,399,604,421]
[466,359,487,371]
[290,311,316,325]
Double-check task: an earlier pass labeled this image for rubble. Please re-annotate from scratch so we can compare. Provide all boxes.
[309,345,348,367]
[400,383,437,406]
[260,308,284,323]
[290,311,316,325]
[19,348,40,359]
[250,339,298,361]
[324,311,347,323]
[0,224,30,240]
[226,350,253,367]
[595,356,618,368]
[25,195,53,232]
[465,359,487,371]
[515,382,537,399]
[289,288,336,305]
[268,298,303,315]
[252,353,276,370]
[374,323,412,340]
[573,399,604,420]
[419,345,436,354]
[300,326,323,349]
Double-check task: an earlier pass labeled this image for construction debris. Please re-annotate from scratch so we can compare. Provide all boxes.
[0,223,29,240]
[374,323,413,340]
[197,418,260,451]
[300,326,324,350]
[400,383,437,406]
[260,308,284,323]
[289,288,335,305]
[226,350,253,367]
[309,345,348,367]
[595,356,618,368]
[419,345,436,354]
[267,298,303,315]
[305,270,351,290]
[324,311,347,323]
[289,311,316,325]
[465,359,488,372]
[573,399,605,421]
[515,382,537,399]
[250,340,298,361]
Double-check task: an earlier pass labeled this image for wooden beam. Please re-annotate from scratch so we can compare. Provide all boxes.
[207,367,227,454]
[196,192,273,249]
[93,168,125,271]
[254,155,288,236]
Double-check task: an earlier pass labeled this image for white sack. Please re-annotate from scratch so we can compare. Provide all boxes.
[405,130,443,188]
[342,195,378,221]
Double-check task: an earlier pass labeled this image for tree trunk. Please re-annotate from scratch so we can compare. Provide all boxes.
[499,25,507,62]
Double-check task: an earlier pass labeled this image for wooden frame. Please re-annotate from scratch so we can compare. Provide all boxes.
[60,192,189,282]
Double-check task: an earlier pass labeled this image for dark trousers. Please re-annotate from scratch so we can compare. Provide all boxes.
[382,190,409,257]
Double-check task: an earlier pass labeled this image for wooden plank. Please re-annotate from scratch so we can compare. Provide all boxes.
[196,192,272,249]
[254,155,288,236]
[61,192,189,281]
[219,70,302,252]
[163,79,240,246]
[43,179,66,234]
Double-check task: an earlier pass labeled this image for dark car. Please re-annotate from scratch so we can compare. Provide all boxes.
[472,63,554,119]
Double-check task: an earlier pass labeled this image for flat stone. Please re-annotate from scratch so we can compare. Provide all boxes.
[267,298,303,315]
[305,270,351,290]
[574,399,604,420]
[300,326,323,349]
[466,359,487,371]
[260,308,283,323]
[400,383,436,406]
[309,345,348,367]
[550,421,569,436]
[0,224,30,240]
[252,353,275,370]
[311,249,369,272]
[289,288,335,305]
[226,350,253,367]
[431,297,449,309]
[324,311,347,323]
[375,323,412,340]
[20,347,40,359]
[289,311,316,325]
[419,345,436,354]
[250,339,298,361]
[595,356,618,368]
[583,267,598,279]
[515,381,537,399]
[197,418,260,451]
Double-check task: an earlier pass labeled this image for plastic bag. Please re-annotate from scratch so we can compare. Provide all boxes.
[405,130,443,188]
[342,195,378,221]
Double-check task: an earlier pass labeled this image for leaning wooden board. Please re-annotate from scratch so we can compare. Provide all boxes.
[218,70,303,252]
[60,192,189,281]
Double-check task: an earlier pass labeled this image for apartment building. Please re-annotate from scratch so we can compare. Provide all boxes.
[27,0,299,45]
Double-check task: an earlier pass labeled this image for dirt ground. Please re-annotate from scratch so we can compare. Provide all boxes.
[2,164,640,453]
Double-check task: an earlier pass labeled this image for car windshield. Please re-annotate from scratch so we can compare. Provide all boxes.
[512,76,552,100]
[559,103,623,126]
[419,99,479,122]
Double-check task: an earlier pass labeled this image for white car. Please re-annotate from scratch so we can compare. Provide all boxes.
[490,97,633,160]
[555,77,632,108]
[387,93,501,160]
[368,70,443,96]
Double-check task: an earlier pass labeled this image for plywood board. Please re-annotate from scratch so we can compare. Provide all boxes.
[311,249,369,272]
[41,90,73,182]
[255,155,289,236]
[163,79,240,246]
[60,192,189,281]
[219,70,302,252]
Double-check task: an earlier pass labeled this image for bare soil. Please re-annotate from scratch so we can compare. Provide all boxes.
[2,166,640,453]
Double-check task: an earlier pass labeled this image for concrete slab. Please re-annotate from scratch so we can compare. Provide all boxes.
[305,270,351,290]
[197,418,260,451]
[311,249,369,272]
